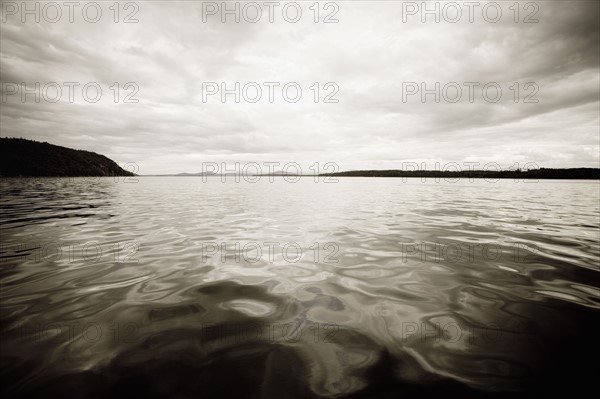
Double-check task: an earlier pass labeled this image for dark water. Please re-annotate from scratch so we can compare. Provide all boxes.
[1,177,599,398]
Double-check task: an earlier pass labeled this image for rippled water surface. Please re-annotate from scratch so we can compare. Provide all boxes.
[1,177,599,398]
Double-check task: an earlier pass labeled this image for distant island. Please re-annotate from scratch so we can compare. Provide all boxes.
[0,138,135,177]
[320,168,600,180]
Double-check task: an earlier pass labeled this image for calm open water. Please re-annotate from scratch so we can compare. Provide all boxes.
[1,177,599,398]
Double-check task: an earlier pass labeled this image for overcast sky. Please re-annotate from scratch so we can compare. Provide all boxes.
[1,0,598,174]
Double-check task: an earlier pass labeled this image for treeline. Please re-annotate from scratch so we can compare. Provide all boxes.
[320,168,599,180]
[0,138,135,177]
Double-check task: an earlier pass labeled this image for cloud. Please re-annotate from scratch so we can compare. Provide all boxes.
[1,0,598,174]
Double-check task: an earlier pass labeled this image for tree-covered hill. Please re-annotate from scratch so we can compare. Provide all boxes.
[0,138,135,177]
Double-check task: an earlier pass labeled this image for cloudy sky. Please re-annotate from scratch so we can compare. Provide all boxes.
[1,0,598,174]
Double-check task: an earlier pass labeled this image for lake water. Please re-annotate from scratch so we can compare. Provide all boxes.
[1,177,599,398]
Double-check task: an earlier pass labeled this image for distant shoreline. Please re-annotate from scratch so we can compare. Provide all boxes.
[3,175,599,180]
[3,172,599,180]
[317,168,600,180]
[1,137,597,180]
[139,168,599,180]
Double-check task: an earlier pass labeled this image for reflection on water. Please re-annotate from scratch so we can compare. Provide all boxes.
[1,177,599,398]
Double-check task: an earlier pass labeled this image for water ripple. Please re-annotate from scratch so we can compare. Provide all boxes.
[1,177,598,398]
